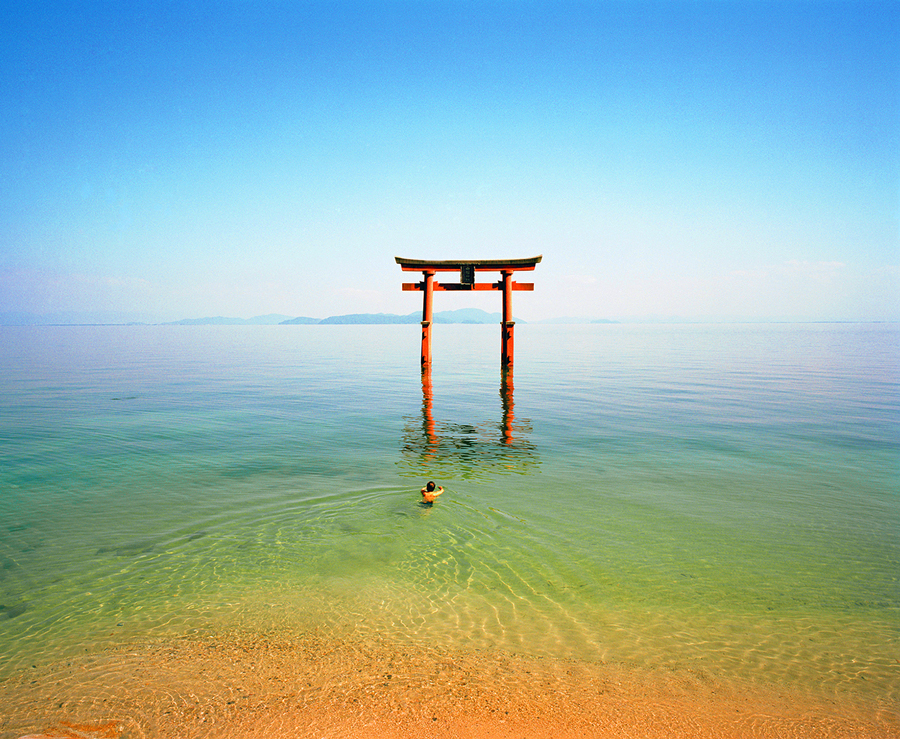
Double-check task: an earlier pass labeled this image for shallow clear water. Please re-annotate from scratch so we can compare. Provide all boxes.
[0,323,897,704]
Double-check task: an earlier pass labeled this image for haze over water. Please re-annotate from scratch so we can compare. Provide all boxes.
[0,323,897,714]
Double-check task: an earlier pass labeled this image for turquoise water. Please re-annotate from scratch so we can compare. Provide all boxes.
[0,323,897,705]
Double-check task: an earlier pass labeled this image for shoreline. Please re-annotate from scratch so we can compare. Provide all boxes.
[3,630,897,739]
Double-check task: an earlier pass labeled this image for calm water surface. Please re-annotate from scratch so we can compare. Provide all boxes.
[0,323,897,704]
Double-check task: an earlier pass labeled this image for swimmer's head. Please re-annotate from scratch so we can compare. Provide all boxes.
[425,481,436,492]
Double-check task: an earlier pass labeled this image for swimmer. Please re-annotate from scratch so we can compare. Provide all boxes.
[421,481,444,504]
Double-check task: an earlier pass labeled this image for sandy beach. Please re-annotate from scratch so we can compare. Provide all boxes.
[3,630,896,739]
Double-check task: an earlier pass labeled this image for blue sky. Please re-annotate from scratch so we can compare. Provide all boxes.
[2,0,897,322]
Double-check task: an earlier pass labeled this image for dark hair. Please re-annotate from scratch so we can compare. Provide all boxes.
[425,481,436,492]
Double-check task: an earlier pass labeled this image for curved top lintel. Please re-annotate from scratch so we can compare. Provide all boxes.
[395,255,542,272]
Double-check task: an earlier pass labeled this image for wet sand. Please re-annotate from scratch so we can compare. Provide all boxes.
[2,630,897,739]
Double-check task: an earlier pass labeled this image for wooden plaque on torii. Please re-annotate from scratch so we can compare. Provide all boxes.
[395,256,542,368]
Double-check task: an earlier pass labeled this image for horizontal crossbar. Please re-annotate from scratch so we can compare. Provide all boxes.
[402,282,534,292]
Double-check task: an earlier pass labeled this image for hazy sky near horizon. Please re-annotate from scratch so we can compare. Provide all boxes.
[2,0,898,323]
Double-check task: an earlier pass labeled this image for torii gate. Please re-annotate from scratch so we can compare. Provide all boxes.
[396,256,542,368]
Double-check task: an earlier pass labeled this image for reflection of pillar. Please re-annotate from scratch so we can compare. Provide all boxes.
[499,371,515,445]
[501,270,514,368]
[421,270,434,367]
[421,366,436,457]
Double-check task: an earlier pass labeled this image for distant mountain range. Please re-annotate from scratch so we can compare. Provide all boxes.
[171,308,509,325]
[1,309,620,326]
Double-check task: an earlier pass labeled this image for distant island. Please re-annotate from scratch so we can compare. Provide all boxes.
[163,314,296,326]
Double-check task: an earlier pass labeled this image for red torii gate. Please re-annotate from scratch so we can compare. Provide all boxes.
[396,256,542,368]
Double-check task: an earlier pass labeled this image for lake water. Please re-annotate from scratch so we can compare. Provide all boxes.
[0,323,897,712]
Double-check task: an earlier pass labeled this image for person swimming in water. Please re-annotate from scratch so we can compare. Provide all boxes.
[421,481,444,504]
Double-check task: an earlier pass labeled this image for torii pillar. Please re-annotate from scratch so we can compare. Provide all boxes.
[421,270,435,367]
[500,269,514,367]
[396,256,542,369]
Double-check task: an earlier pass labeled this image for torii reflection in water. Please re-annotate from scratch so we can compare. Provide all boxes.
[400,367,539,479]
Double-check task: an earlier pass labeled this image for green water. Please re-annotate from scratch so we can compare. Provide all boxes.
[0,323,897,705]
